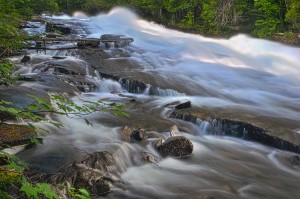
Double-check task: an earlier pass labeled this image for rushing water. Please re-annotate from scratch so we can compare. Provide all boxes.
[18,7,300,199]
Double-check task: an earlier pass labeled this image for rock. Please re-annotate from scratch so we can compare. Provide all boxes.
[46,33,63,38]
[51,151,118,196]
[0,124,37,148]
[170,125,180,136]
[289,155,300,166]
[139,151,160,164]
[175,101,191,109]
[21,55,31,63]
[72,164,110,195]
[131,129,145,141]
[119,78,147,94]
[0,111,16,121]
[52,56,67,60]
[77,41,100,48]
[170,109,300,154]
[100,34,134,48]
[0,85,50,110]
[156,136,193,158]
[46,22,72,34]
[121,126,145,142]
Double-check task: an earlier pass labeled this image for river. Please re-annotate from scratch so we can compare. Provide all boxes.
[18,7,300,199]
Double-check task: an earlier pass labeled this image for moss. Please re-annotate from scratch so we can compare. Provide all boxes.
[0,124,37,148]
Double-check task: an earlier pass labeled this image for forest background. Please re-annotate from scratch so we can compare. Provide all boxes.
[1,0,300,49]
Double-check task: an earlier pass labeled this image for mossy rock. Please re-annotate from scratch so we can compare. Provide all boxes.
[0,124,37,148]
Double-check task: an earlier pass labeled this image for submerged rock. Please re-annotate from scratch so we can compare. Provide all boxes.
[156,136,193,158]
[139,151,160,164]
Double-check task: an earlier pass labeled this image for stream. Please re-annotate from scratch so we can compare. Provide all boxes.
[16,8,300,199]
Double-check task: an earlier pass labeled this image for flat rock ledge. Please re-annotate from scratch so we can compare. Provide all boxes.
[170,109,300,154]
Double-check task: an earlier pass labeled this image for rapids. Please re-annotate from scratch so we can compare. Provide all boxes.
[18,7,300,199]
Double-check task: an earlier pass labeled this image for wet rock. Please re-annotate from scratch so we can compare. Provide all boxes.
[46,22,72,34]
[0,124,37,148]
[0,111,16,122]
[21,55,31,63]
[164,101,181,107]
[100,34,134,48]
[0,85,50,110]
[289,155,300,166]
[72,164,110,195]
[170,110,300,154]
[46,33,63,38]
[119,78,147,93]
[175,101,191,109]
[77,41,100,48]
[170,111,198,123]
[121,126,145,142]
[139,151,160,164]
[51,151,118,196]
[156,136,193,158]
[52,56,67,60]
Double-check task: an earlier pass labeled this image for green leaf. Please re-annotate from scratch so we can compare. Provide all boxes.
[20,180,39,199]
[36,183,59,199]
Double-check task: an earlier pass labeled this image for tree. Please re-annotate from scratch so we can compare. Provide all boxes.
[285,0,300,31]
[253,0,281,37]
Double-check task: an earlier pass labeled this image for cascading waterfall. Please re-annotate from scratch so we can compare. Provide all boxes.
[17,7,300,199]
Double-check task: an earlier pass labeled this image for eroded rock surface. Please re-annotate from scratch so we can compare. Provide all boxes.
[156,136,193,158]
[51,151,119,196]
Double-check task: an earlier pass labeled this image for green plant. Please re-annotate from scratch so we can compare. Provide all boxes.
[0,59,16,86]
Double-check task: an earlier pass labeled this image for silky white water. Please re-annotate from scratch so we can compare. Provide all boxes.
[76,7,300,121]
[17,7,300,199]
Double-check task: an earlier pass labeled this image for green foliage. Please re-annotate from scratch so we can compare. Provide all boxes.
[253,0,281,37]
[68,187,90,199]
[20,181,59,199]
[0,149,59,198]
[254,18,280,37]
[285,0,300,31]
[0,59,16,86]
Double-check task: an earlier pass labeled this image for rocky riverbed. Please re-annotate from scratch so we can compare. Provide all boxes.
[2,9,300,199]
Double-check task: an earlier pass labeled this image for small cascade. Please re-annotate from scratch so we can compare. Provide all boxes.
[23,22,47,36]
[119,78,147,94]
[197,119,210,134]
[98,79,125,93]
[149,86,186,96]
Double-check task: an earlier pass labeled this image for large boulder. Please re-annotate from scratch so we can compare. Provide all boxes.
[156,136,193,158]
